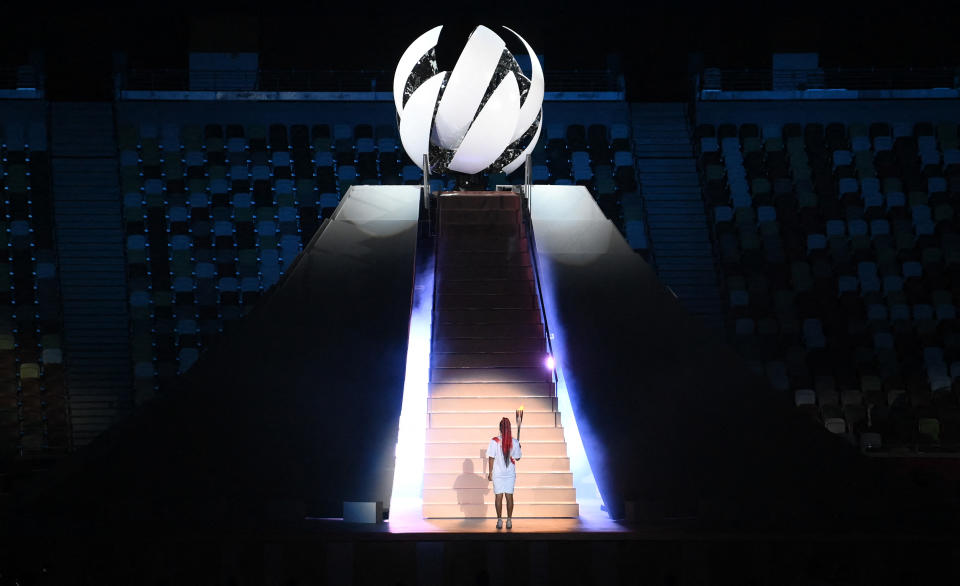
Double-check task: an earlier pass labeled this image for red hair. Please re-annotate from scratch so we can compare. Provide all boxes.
[499,417,512,464]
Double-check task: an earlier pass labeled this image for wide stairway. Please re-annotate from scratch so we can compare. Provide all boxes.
[51,102,133,447]
[631,102,725,334]
[422,192,578,518]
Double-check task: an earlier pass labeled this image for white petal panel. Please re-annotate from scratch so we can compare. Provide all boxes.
[448,73,520,175]
[502,119,543,174]
[398,72,447,171]
[503,26,545,143]
[393,26,443,114]
[433,25,506,151]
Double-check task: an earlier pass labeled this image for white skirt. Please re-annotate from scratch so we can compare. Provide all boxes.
[492,473,516,494]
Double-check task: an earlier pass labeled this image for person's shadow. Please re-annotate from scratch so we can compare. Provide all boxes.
[452,457,490,517]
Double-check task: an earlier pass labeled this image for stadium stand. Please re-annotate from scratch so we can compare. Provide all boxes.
[116,117,641,396]
[0,121,68,464]
[696,118,960,452]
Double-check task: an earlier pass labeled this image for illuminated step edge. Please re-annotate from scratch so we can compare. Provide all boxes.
[423,457,570,473]
[422,502,579,518]
[426,427,566,442]
[430,367,552,383]
[427,396,557,411]
[423,471,573,489]
[427,411,560,427]
[423,487,576,503]
[425,441,567,458]
[428,382,556,398]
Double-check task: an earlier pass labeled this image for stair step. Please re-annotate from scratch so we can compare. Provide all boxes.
[635,145,692,153]
[430,366,553,383]
[658,268,719,278]
[440,223,521,238]
[648,231,710,242]
[440,209,521,225]
[428,396,557,412]
[649,242,712,253]
[424,470,573,489]
[438,236,530,253]
[432,352,547,369]
[426,427,565,443]
[441,266,533,281]
[436,294,537,310]
[423,487,576,503]
[424,440,566,458]
[438,194,521,211]
[640,177,701,187]
[632,137,691,145]
[422,502,579,518]
[642,192,703,200]
[438,251,531,267]
[645,202,705,211]
[642,189,702,198]
[427,411,560,428]
[429,382,556,398]
[636,159,697,169]
[434,338,545,354]
[435,323,544,339]
[424,456,569,473]
[436,308,543,326]
[438,279,535,296]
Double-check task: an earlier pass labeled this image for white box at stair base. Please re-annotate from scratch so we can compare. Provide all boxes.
[343,501,384,523]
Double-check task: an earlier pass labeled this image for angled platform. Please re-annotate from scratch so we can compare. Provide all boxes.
[6,186,423,530]
[527,185,951,527]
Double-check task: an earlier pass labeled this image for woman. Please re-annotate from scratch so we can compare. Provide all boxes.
[486,417,522,529]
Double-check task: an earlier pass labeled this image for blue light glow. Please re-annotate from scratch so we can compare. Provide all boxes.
[388,256,434,516]
[555,359,605,514]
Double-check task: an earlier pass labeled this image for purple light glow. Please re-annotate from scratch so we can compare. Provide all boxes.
[545,355,555,370]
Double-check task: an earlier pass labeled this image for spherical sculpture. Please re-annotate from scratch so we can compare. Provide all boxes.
[393,25,544,176]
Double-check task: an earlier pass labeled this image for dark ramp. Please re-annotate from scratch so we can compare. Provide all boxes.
[529,186,958,529]
[7,186,422,532]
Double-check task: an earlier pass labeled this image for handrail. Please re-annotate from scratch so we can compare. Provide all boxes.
[519,185,558,385]
[429,190,442,378]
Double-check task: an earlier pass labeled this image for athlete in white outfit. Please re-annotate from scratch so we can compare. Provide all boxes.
[486,417,522,529]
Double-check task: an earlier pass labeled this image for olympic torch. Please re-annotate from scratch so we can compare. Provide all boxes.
[515,405,524,440]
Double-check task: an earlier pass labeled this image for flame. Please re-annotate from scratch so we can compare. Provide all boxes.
[520,404,524,411]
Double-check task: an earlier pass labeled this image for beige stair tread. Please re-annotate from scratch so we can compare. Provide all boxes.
[428,382,555,398]
[427,411,559,428]
[422,502,579,518]
[423,487,576,503]
[426,427,565,442]
[428,396,557,411]
[432,351,547,368]
[431,366,553,383]
[424,471,572,488]
[425,441,567,458]
[424,456,570,473]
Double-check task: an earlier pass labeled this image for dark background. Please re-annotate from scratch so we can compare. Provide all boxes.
[2,0,957,101]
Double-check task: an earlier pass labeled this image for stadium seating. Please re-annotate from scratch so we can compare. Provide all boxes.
[697,119,960,452]
[537,122,637,228]
[117,119,640,393]
[0,122,68,461]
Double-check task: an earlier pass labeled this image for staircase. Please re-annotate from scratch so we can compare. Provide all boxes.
[422,192,578,518]
[631,103,725,333]
[50,103,132,446]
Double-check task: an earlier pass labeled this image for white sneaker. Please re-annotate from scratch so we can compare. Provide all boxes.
[496,518,503,529]
[506,519,512,529]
